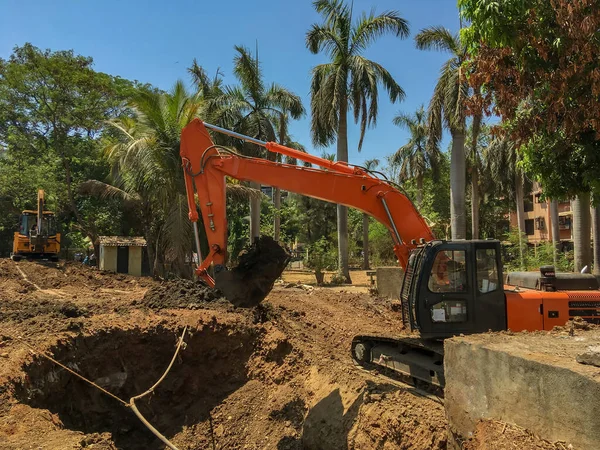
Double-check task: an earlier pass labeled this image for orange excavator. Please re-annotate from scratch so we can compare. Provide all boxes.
[180,119,600,388]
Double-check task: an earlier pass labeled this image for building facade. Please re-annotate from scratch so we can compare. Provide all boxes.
[508,183,572,245]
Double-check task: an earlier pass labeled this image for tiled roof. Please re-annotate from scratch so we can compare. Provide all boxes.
[98,236,147,247]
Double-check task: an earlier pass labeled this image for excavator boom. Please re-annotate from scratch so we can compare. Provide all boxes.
[180,119,433,306]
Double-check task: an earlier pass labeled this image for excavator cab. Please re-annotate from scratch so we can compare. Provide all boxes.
[401,240,507,339]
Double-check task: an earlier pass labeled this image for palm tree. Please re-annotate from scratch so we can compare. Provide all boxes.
[592,204,600,275]
[549,199,561,266]
[362,158,379,269]
[206,46,304,242]
[416,26,469,239]
[307,0,409,282]
[88,82,261,278]
[100,82,201,277]
[392,105,439,207]
[485,136,526,268]
[469,113,483,239]
[272,112,307,242]
[573,193,592,272]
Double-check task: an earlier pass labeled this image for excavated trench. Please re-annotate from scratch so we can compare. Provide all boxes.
[14,324,259,449]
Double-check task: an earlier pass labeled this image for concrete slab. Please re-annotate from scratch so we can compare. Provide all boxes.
[444,328,600,449]
[375,267,403,299]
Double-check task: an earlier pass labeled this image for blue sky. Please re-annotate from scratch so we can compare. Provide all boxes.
[1,0,460,167]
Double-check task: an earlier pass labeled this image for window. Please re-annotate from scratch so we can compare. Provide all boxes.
[476,249,499,293]
[524,195,534,212]
[428,250,467,293]
[525,219,535,235]
[431,300,467,323]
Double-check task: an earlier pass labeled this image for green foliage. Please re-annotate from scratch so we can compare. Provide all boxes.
[0,44,136,255]
[367,222,396,266]
[307,0,409,150]
[401,152,451,239]
[304,237,337,283]
[502,227,573,272]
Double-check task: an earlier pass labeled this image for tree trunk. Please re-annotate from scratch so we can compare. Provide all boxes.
[249,181,261,243]
[450,131,466,239]
[416,175,423,208]
[573,192,592,272]
[471,168,479,239]
[549,199,560,267]
[515,171,526,269]
[274,187,281,242]
[336,96,351,283]
[470,112,482,240]
[362,213,370,270]
[593,206,600,275]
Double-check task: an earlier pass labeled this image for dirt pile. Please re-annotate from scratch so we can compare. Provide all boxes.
[141,278,225,309]
[13,260,150,290]
[0,259,575,450]
[216,235,290,307]
[0,298,88,322]
[463,420,568,449]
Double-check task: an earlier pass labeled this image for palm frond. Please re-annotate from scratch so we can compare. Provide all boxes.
[233,45,264,103]
[415,26,460,54]
[306,24,343,56]
[351,11,409,53]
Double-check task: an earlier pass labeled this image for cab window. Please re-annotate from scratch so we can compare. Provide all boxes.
[476,248,499,293]
[428,250,467,293]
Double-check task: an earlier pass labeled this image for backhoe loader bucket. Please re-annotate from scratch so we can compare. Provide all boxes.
[214,236,290,307]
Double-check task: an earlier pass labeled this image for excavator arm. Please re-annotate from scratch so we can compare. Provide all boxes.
[180,119,434,304]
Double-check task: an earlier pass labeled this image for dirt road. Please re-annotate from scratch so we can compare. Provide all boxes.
[0,260,564,449]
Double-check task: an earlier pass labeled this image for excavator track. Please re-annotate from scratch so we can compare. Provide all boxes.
[351,334,445,395]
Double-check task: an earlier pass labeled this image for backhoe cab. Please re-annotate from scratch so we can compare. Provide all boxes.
[11,190,60,262]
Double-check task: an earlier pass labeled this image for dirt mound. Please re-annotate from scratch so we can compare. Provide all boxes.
[15,260,151,290]
[463,420,568,449]
[216,236,290,307]
[141,278,225,309]
[0,299,89,322]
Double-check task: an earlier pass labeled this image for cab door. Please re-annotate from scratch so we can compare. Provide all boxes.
[417,241,507,338]
[418,243,474,337]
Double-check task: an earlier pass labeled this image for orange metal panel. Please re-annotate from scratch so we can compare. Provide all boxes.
[505,289,543,331]
[540,292,571,330]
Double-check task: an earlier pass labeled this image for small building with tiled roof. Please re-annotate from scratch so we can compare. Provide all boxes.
[98,236,147,276]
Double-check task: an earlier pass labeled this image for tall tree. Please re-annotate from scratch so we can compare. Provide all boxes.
[392,105,439,208]
[549,200,561,267]
[362,158,379,269]
[461,0,600,267]
[205,46,304,242]
[573,193,592,272]
[306,0,409,282]
[272,111,306,242]
[0,43,133,252]
[469,113,483,238]
[486,136,526,267]
[99,82,201,276]
[415,27,469,240]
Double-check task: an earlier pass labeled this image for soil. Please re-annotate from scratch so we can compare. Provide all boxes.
[0,258,573,449]
[216,236,291,307]
[141,279,226,310]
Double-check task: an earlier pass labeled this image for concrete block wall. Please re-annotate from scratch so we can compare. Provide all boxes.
[375,267,403,299]
[444,337,600,449]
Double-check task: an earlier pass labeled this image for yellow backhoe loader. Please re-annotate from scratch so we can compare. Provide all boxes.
[11,190,60,261]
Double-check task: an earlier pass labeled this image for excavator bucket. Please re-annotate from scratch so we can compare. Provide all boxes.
[214,236,291,307]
